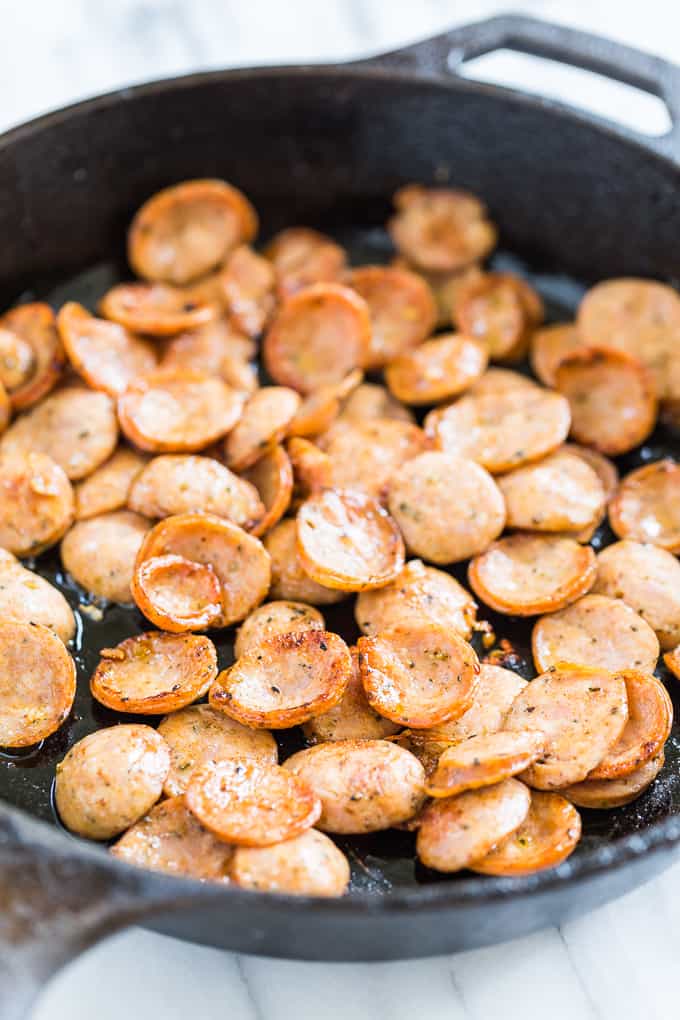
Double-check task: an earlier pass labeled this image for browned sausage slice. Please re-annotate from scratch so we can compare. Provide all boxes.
[57,302,158,396]
[90,631,218,714]
[55,724,169,839]
[504,664,628,789]
[288,369,363,439]
[118,369,245,453]
[387,452,505,564]
[132,554,223,632]
[469,791,581,875]
[320,419,426,500]
[529,323,584,386]
[61,510,150,602]
[75,447,147,520]
[454,272,543,361]
[586,671,672,780]
[355,558,477,640]
[426,389,571,474]
[234,600,325,659]
[0,303,66,410]
[1,387,118,480]
[128,454,264,529]
[426,731,545,798]
[0,551,75,643]
[135,512,270,626]
[284,739,426,833]
[239,444,293,537]
[100,282,216,337]
[219,244,276,338]
[562,443,619,503]
[554,347,657,455]
[0,451,74,555]
[264,227,347,298]
[211,629,351,728]
[348,265,437,368]
[594,539,680,650]
[0,326,35,392]
[158,703,277,797]
[609,460,680,552]
[224,386,301,470]
[230,828,350,896]
[385,333,488,405]
[415,778,531,872]
[264,518,344,605]
[186,758,321,846]
[0,621,76,747]
[297,488,405,591]
[498,449,605,536]
[161,317,256,379]
[562,752,664,808]
[466,367,539,400]
[357,623,479,728]
[532,594,660,674]
[469,533,596,616]
[336,381,415,425]
[111,796,233,881]
[264,283,371,394]
[287,437,333,507]
[128,178,258,285]
[388,185,497,272]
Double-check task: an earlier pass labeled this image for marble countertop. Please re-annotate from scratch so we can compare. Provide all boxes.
[3,1,678,1017]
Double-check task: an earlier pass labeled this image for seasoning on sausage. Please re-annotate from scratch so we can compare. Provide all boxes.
[61,510,150,602]
[609,460,680,552]
[562,752,664,809]
[470,790,581,875]
[586,671,672,780]
[230,828,350,896]
[0,451,75,556]
[562,442,619,503]
[224,386,301,471]
[498,449,605,536]
[234,600,325,659]
[426,731,545,798]
[0,621,76,747]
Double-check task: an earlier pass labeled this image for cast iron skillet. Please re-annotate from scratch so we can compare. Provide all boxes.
[3,13,680,1017]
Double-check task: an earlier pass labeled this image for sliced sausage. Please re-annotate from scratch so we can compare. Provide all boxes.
[392,259,484,329]
[466,366,539,400]
[587,671,672,780]
[224,386,300,470]
[239,443,293,537]
[211,629,351,728]
[498,449,605,536]
[454,272,543,361]
[562,752,664,809]
[75,446,147,520]
[264,227,347,298]
[57,302,158,396]
[128,178,258,285]
[1,386,118,480]
[416,778,531,872]
[186,758,321,847]
[158,703,278,797]
[336,381,415,425]
[347,265,437,368]
[562,443,619,503]
[111,796,232,882]
[128,454,264,529]
[319,418,426,501]
[100,282,216,337]
[219,244,276,338]
[118,369,244,453]
[54,724,169,840]
[90,631,218,714]
[387,451,505,564]
[532,594,660,674]
[357,623,479,729]
[0,621,76,747]
[61,510,150,602]
[0,550,75,643]
[609,461,680,552]
[132,554,223,632]
[388,185,496,272]
[355,558,477,640]
[284,739,426,833]
[469,790,581,875]
[529,322,583,387]
[0,326,36,392]
[263,283,371,394]
[426,731,545,798]
[297,488,404,591]
[135,512,270,626]
[302,646,401,743]
[234,600,325,659]
[264,518,344,605]
[426,389,571,474]
[554,346,657,455]
[417,663,528,748]
[469,533,596,616]
[288,369,363,439]
[287,437,333,506]
[161,317,256,378]
[0,302,66,410]
[230,828,350,897]
[594,539,680,650]
[0,451,74,556]
[385,333,487,405]
[504,664,628,789]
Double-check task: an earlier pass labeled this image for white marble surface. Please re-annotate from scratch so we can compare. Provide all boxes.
[3,0,679,1017]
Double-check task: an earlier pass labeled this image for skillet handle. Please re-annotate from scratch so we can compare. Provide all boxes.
[354,13,680,156]
[0,805,209,1020]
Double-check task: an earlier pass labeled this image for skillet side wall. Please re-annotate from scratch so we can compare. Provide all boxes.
[1,70,680,303]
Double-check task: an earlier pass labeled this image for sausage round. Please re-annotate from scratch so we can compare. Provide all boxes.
[224,386,301,471]
[388,185,497,272]
[0,551,75,643]
[587,671,672,780]
[0,451,75,556]
[320,419,426,501]
[609,460,680,552]
[230,828,350,897]
[264,227,347,298]
[99,282,216,337]
[348,265,437,368]
[61,510,150,602]
[454,272,543,361]
[219,244,276,338]
[57,302,158,396]
[426,731,545,798]
[264,518,345,605]
[497,449,605,536]
[529,322,584,387]
[562,752,664,809]
[239,443,293,537]
[385,333,487,405]
[336,381,415,426]
[0,302,66,411]
[132,553,223,632]
[234,600,325,659]
[0,621,76,747]
[75,447,147,520]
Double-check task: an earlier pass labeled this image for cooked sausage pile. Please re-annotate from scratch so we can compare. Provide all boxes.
[0,178,678,895]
